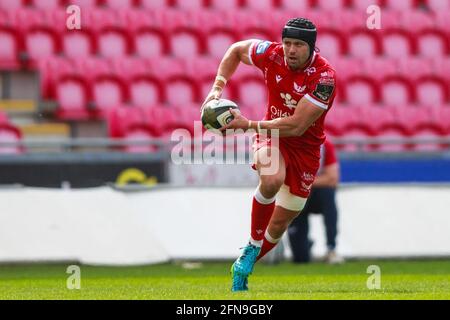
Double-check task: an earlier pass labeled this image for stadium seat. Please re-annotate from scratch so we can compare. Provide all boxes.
[348,0,382,10]
[129,76,165,107]
[345,76,379,106]
[62,29,96,58]
[383,0,418,10]
[347,28,381,58]
[278,0,311,10]
[166,76,201,106]
[339,127,375,152]
[140,0,167,8]
[381,76,415,106]
[206,29,238,59]
[0,27,22,70]
[123,128,160,153]
[0,125,23,154]
[399,11,434,32]
[169,28,204,58]
[317,29,347,60]
[92,75,128,117]
[416,29,449,58]
[24,27,60,63]
[314,0,347,10]
[382,29,415,58]
[0,0,25,10]
[134,28,168,57]
[240,27,274,43]
[28,0,62,9]
[243,0,276,9]
[410,125,447,152]
[374,126,411,152]
[397,57,434,80]
[55,75,91,120]
[236,76,267,106]
[172,0,206,8]
[360,57,397,80]
[209,0,242,9]
[97,27,133,58]
[37,57,76,99]
[416,76,449,107]
[68,0,98,8]
[103,0,135,9]
[426,0,450,11]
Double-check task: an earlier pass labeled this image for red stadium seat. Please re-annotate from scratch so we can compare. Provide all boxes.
[381,76,415,106]
[345,76,379,106]
[382,29,415,58]
[383,0,419,10]
[374,126,411,152]
[37,57,76,99]
[169,28,204,58]
[416,76,449,107]
[360,57,397,80]
[28,0,62,9]
[209,0,242,9]
[140,0,167,8]
[0,27,22,70]
[347,28,381,58]
[206,29,238,59]
[348,0,382,10]
[358,105,396,134]
[24,27,60,63]
[410,125,447,152]
[103,0,135,8]
[0,0,25,10]
[172,0,206,8]
[243,0,276,9]
[317,29,347,60]
[339,127,375,153]
[399,11,434,32]
[0,125,23,154]
[314,0,347,10]
[416,29,449,59]
[62,29,96,58]
[333,57,363,80]
[123,128,159,153]
[92,75,128,117]
[134,28,168,58]
[68,0,98,8]
[240,27,274,42]
[129,76,165,107]
[426,0,450,11]
[397,57,434,80]
[278,0,311,10]
[55,75,91,120]
[236,76,267,106]
[97,27,133,58]
[166,76,201,106]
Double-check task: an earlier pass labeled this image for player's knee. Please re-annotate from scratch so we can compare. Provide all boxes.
[260,174,284,196]
[276,184,307,212]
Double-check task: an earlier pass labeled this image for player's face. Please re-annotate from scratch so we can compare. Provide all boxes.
[282,38,310,70]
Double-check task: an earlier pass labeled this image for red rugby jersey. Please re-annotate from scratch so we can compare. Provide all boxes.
[249,40,337,152]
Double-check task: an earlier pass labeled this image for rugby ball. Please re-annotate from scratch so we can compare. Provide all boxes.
[201,98,240,130]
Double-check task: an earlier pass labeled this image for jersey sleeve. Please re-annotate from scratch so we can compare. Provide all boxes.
[249,40,277,71]
[303,68,337,110]
[323,139,338,166]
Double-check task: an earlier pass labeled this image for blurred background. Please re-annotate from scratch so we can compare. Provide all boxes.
[0,0,449,265]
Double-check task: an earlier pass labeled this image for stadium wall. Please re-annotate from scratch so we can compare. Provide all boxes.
[1,186,449,265]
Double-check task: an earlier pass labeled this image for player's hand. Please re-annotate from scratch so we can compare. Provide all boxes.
[200,87,222,113]
[220,108,249,132]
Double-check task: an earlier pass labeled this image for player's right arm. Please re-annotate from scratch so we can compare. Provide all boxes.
[201,40,255,109]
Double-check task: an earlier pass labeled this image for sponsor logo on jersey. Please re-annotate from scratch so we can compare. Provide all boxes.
[302,172,315,182]
[280,93,297,110]
[294,82,306,93]
[276,75,283,83]
[270,106,291,119]
[256,41,271,54]
[305,67,316,75]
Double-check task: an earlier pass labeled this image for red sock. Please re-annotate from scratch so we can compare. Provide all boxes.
[250,189,275,243]
[257,230,280,261]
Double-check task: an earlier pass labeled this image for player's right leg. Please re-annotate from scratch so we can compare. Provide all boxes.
[231,146,286,291]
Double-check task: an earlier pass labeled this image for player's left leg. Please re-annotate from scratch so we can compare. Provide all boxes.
[257,186,308,261]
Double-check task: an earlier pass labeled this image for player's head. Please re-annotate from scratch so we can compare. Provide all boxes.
[282,18,317,70]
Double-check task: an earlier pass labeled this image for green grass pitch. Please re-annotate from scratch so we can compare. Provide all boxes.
[0,260,449,300]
